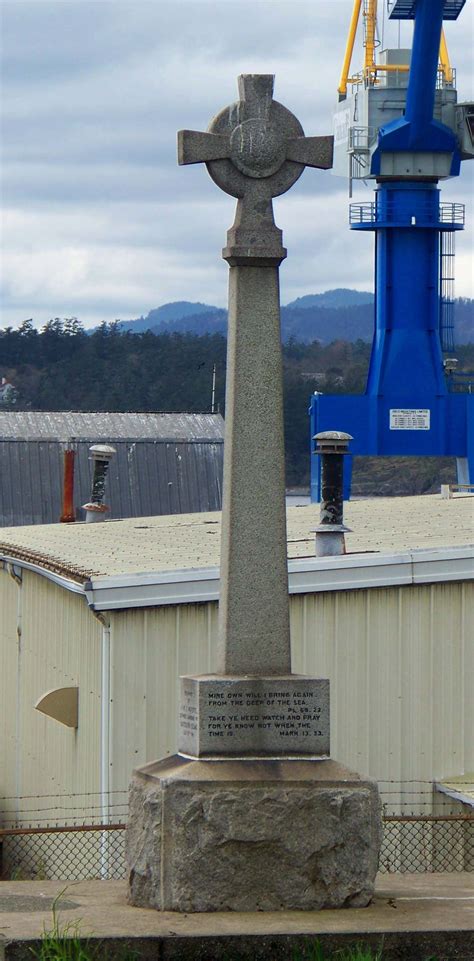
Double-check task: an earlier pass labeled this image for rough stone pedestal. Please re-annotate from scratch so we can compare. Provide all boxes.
[126,756,382,912]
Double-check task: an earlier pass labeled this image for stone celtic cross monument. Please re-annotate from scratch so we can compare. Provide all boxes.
[178,74,332,758]
[127,75,382,913]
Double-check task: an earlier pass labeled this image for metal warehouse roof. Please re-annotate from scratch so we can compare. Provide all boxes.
[0,411,224,441]
[0,494,472,585]
[0,412,224,526]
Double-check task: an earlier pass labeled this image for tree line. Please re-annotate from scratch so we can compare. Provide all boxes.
[1,318,473,491]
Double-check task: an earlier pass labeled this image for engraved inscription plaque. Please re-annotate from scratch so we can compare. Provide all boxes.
[178,675,330,758]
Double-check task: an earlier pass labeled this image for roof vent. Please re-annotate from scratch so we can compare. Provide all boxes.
[82,444,116,523]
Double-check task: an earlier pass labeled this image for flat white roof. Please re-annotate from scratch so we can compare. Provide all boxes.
[0,495,472,610]
[436,774,474,809]
[0,494,471,581]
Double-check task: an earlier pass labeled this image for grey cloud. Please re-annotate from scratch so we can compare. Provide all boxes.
[2,1,340,78]
[2,0,473,328]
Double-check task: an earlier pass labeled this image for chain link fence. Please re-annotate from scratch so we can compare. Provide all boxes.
[0,823,126,881]
[1,814,473,881]
[380,815,474,873]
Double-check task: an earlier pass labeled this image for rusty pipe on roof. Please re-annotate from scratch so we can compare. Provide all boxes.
[313,431,353,557]
[60,447,76,523]
[83,444,116,523]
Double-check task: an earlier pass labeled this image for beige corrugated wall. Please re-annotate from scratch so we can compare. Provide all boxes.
[109,602,218,804]
[0,567,21,812]
[109,581,473,812]
[0,569,102,825]
[290,583,474,812]
[1,570,472,819]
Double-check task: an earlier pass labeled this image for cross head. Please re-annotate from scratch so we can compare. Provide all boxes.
[178,75,333,262]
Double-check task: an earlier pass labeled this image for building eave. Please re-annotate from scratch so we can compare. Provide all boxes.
[2,545,471,611]
[0,555,86,595]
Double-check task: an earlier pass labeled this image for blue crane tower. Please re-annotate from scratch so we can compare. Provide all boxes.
[310,0,474,501]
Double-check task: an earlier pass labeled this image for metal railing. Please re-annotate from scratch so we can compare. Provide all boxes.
[349,202,380,224]
[439,203,465,224]
[349,201,465,226]
[348,66,456,91]
[437,66,457,89]
[348,126,377,151]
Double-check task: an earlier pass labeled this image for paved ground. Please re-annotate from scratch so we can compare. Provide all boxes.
[0,873,473,959]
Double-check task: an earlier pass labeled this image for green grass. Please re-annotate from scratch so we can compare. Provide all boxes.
[31,935,444,961]
[31,926,138,961]
[30,908,441,961]
[291,948,441,961]
[30,892,138,961]
[291,945,383,961]
[32,942,440,961]
[286,946,440,961]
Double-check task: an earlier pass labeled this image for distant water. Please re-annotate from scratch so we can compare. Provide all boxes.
[285,493,369,506]
[286,494,311,507]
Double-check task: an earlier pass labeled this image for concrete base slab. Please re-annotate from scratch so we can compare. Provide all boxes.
[126,756,382,912]
[0,874,473,960]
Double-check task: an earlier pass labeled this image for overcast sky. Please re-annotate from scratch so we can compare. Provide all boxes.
[1,0,473,329]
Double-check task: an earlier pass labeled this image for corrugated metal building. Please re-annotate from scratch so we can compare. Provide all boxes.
[0,495,472,873]
[0,411,224,525]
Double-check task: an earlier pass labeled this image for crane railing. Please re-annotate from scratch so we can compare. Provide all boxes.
[349,201,465,227]
[348,126,377,151]
[348,66,456,91]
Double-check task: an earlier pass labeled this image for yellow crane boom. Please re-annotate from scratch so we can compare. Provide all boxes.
[338,0,362,98]
[439,28,453,83]
[337,1,454,98]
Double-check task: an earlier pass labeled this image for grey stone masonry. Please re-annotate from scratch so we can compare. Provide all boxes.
[126,76,382,914]
[179,74,333,268]
[127,757,382,912]
[217,262,290,674]
[178,675,330,758]
[175,74,334,760]
[178,74,333,681]
[126,75,381,911]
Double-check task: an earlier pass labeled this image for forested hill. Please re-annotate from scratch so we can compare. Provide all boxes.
[1,320,473,493]
[117,292,473,345]
[129,302,377,344]
[116,288,376,338]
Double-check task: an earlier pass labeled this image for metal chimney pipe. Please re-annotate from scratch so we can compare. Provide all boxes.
[313,431,353,557]
[60,446,76,523]
[83,444,116,523]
